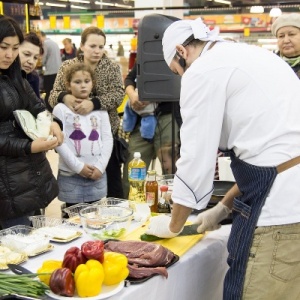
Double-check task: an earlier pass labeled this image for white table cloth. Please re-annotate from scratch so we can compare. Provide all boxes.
[21,224,231,300]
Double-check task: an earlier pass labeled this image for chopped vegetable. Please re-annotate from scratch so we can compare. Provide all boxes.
[140,233,163,241]
[62,246,87,273]
[49,267,75,297]
[37,260,63,286]
[81,240,105,263]
[102,252,129,285]
[0,273,49,298]
[91,228,126,239]
[74,259,104,297]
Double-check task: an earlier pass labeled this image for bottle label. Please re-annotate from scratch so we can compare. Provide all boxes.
[129,167,146,180]
[146,192,155,206]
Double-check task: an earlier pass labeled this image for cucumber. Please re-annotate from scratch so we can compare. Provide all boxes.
[140,233,163,241]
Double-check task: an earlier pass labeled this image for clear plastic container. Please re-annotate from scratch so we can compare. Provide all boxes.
[29,215,65,228]
[79,205,133,240]
[0,225,49,256]
[63,203,89,218]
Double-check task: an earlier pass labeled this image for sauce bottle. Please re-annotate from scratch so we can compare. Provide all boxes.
[145,170,158,213]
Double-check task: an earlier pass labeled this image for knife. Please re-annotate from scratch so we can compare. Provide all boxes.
[140,224,199,241]
[7,264,33,275]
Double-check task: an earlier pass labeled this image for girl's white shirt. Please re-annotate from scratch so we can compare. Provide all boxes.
[53,103,113,174]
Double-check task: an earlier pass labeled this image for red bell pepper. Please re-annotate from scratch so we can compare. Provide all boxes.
[49,267,75,297]
[81,240,105,263]
[62,246,87,273]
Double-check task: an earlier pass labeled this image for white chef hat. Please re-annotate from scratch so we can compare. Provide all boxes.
[162,18,223,66]
[271,13,300,36]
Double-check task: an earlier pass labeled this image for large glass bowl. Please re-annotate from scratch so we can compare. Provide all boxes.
[79,205,133,240]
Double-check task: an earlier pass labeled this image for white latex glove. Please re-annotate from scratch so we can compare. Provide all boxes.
[145,215,183,238]
[194,202,231,233]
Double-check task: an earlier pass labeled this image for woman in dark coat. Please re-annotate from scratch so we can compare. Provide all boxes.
[0,15,63,229]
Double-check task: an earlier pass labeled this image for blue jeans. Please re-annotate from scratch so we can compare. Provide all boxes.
[57,171,107,204]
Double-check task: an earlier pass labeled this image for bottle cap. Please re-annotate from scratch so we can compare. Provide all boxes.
[133,152,141,158]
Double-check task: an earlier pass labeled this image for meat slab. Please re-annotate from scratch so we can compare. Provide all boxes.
[104,240,176,279]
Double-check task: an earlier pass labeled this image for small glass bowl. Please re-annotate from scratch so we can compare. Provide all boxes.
[79,205,133,240]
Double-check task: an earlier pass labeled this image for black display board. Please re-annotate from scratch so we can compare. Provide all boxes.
[137,14,181,102]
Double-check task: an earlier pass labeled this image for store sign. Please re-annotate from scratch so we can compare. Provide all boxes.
[49,16,56,30]
[63,16,71,29]
[80,15,93,24]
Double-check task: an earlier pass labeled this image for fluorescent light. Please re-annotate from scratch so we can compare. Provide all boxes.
[270,7,282,17]
[94,1,132,8]
[95,1,115,6]
[70,0,90,3]
[45,2,66,7]
[214,0,231,5]
[114,3,132,8]
[57,0,90,2]
[71,4,87,9]
[250,6,264,14]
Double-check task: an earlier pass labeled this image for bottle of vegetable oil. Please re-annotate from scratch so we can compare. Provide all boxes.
[128,152,146,203]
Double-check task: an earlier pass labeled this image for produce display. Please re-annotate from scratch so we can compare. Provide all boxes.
[37,260,63,285]
[45,240,129,298]
[0,213,180,298]
[0,273,49,298]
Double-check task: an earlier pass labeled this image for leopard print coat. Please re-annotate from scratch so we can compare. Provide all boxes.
[48,55,124,134]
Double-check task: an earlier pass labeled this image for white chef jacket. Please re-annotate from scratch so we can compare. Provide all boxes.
[173,42,300,226]
[53,103,113,175]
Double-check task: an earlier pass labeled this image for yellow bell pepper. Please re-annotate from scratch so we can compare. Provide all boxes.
[74,259,104,297]
[102,252,129,286]
[37,260,63,286]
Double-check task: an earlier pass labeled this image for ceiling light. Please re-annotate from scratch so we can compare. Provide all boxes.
[71,4,87,9]
[45,2,66,7]
[250,6,264,14]
[269,7,282,17]
[95,1,115,6]
[94,1,132,8]
[114,3,132,8]
[70,0,90,3]
[214,0,231,6]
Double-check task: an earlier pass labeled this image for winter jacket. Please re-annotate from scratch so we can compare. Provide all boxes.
[0,74,58,220]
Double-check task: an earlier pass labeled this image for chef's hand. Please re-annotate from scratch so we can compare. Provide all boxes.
[194,202,231,233]
[145,215,183,238]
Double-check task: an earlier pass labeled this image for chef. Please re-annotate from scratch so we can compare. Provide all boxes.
[146,17,300,299]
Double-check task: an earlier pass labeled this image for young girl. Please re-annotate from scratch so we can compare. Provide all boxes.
[53,63,113,206]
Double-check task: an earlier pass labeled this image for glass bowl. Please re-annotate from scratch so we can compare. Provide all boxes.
[64,203,90,218]
[79,205,133,240]
[97,197,130,208]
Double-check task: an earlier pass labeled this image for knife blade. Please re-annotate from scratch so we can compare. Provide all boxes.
[140,224,200,241]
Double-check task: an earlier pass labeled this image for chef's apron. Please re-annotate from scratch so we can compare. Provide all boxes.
[223,151,300,300]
